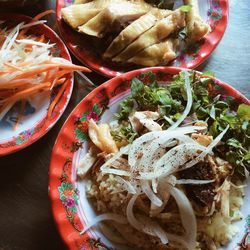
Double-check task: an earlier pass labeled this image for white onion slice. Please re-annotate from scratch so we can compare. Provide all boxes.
[126,194,169,244]
[163,115,174,125]
[126,194,142,231]
[128,126,205,168]
[152,178,158,193]
[101,168,131,177]
[175,179,215,185]
[80,213,127,235]
[168,71,193,130]
[100,144,130,171]
[141,180,163,207]
[138,134,198,173]
[115,176,137,194]
[168,185,197,250]
[140,143,207,179]
[184,125,229,170]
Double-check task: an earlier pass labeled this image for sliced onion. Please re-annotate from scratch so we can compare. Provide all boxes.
[140,143,207,180]
[100,144,130,171]
[80,213,127,235]
[163,115,174,125]
[101,167,131,177]
[150,194,170,217]
[126,194,169,244]
[128,126,205,169]
[152,178,158,193]
[115,176,137,194]
[183,125,229,170]
[126,194,142,231]
[138,134,198,173]
[176,179,215,185]
[167,185,197,250]
[137,215,169,244]
[168,71,192,130]
[141,180,163,207]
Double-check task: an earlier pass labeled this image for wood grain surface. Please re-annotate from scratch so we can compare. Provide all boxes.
[0,0,249,250]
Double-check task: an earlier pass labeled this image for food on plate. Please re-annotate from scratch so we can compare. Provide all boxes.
[61,0,210,66]
[0,11,90,129]
[77,71,250,249]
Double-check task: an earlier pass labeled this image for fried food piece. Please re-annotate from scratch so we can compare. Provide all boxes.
[88,119,118,153]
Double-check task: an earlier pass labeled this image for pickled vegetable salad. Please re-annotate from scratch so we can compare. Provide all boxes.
[0,13,90,128]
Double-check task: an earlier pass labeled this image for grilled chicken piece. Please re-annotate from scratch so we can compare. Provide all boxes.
[103,8,171,58]
[179,155,232,209]
[184,0,210,41]
[128,38,178,66]
[78,1,151,38]
[131,111,162,131]
[77,145,99,178]
[113,9,185,62]
[61,0,112,28]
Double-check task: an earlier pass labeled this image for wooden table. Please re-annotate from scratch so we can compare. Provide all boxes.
[0,0,249,249]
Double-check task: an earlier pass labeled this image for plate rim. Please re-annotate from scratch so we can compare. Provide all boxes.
[55,0,229,78]
[0,13,74,156]
[49,66,250,250]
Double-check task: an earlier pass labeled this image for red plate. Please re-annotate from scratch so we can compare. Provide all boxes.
[49,67,250,250]
[0,14,73,156]
[56,0,229,78]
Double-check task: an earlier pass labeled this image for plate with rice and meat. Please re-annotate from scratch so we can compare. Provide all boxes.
[49,67,250,250]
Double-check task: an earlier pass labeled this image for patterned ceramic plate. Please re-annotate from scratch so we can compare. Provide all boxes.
[49,67,250,250]
[0,14,73,156]
[56,0,228,78]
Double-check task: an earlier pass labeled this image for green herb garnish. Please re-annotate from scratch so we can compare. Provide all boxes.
[111,71,250,179]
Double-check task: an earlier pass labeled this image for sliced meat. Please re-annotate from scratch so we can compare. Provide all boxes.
[128,38,178,66]
[103,8,171,58]
[179,155,232,208]
[113,9,185,62]
[132,111,162,131]
[61,0,112,29]
[78,1,151,38]
[77,145,99,178]
[179,159,216,207]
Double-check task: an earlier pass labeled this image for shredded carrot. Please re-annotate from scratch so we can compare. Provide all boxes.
[4,62,24,72]
[0,13,91,128]
[47,78,68,119]
[31,10,55,22]
[13,99,26,131]
[19,10,55,37]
